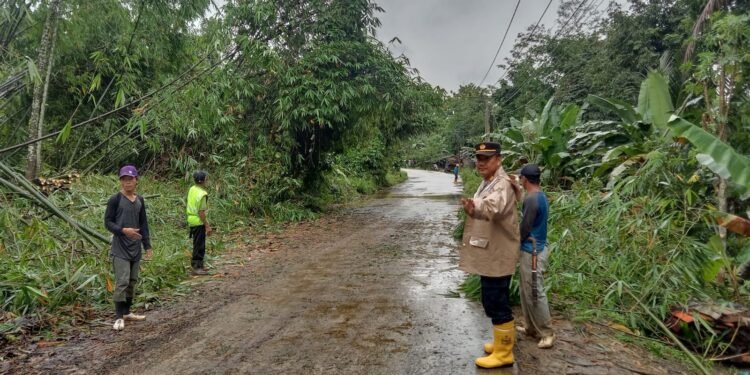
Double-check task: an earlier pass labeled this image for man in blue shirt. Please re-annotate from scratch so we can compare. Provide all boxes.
[517,164,555,348]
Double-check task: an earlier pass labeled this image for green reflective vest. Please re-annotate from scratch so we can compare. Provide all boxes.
[186,185,208,227]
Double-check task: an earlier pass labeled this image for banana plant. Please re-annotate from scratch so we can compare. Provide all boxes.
[582,71,676,184]
[667,115,750,200]
[636,70,750,200]
[494,97,580,182]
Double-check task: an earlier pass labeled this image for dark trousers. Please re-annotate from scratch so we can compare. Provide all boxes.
[480,275,513,325]
[189,225,206,269]
[112,256,139,318]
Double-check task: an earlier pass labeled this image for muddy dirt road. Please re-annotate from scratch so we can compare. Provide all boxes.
[13,169,694,374]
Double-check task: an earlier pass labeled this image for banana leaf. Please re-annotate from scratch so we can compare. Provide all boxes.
[668,115,750,200]
[587,95,640,124]
[639,71,674,134]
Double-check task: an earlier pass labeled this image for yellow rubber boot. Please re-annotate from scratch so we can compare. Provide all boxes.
[475,320,515,368]
[483,341,493,354]
[485,325,535,353]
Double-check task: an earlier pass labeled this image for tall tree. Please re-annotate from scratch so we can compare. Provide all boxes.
[24,0,61,179]
[689,13,750,242]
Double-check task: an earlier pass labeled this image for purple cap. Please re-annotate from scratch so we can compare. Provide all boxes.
[118,165,138,178]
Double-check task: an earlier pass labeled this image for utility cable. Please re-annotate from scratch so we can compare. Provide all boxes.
[478,0,521,87]
[492,0,555,87]
[492,0,591,111]
[494,0,609,122]
[0,48,236,155]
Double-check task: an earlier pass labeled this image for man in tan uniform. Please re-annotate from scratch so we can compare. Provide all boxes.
[460,141,521,369]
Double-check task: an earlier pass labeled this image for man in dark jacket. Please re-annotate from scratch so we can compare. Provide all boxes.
[104,165,153,331]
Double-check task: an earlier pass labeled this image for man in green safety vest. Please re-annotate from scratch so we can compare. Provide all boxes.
[186,170,211,275]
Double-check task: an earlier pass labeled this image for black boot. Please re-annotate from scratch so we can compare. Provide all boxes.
[115,301,128,319]
[125,298,133,315]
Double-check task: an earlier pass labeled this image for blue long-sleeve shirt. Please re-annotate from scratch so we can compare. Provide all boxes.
[520,191,548,253]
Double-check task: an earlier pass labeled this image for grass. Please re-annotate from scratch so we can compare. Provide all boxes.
[385,170,408,186]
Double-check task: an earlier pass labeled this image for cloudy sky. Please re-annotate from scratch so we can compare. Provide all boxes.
[373,0,564,91]
[212,1,615,91]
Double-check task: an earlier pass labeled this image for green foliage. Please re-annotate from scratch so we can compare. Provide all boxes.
[452,168,481,240]
[0,175,231,335]
[1,0,441,342]
[384,170,407,187]
[639,71,674,133]
[492,0,697,122]
[454,63,749,366]
[668,116,750,199]
[399,132,450,168]
[457,174,745,354]
[494,98,581,181]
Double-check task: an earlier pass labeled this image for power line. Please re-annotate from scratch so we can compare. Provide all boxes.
[0,49,235,155]
[495,0,590,104]
[478,0,521,87]
[492,0,555,87]
[492,0,592,112]
[495,0,611,122]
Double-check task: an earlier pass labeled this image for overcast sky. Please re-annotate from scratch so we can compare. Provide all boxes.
[213,1,614,91]
[373,0,564,91]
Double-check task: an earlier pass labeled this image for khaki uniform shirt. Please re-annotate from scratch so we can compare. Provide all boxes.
[459,167,521,277]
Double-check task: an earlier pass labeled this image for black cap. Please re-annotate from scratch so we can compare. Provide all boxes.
[193,170,207,183]
[518,164,541,177]
[475,142,501,156]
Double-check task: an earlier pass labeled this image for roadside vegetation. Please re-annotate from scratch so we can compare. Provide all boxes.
[406,1,750,373]
[0,0,435,347]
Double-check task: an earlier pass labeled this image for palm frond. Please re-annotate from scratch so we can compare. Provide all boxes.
[684,0,727,62]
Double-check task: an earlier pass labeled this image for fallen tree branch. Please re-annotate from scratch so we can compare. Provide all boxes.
[624,288,711,375]
[0,161,109,246]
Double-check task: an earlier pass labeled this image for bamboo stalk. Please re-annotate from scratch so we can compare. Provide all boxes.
[624,288,710,375]
[0,174,97,245]
[70,123,128,170]
[0,161,109,246]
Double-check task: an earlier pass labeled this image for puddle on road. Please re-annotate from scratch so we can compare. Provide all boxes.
[374,192,461,200]
[386,168,463,198]
[360,169,496,373]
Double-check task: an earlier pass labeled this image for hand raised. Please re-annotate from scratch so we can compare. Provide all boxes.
[461,198,475,216]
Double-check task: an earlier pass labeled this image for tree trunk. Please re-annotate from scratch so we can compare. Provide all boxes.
[25,0,62,180]
[716,68,730,244]
[35,25,57,175]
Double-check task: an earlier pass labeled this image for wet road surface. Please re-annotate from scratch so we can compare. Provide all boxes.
[127,168,493,374]
[17,169,695,374]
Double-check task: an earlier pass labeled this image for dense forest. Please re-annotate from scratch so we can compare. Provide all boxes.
[2,0,750,372]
